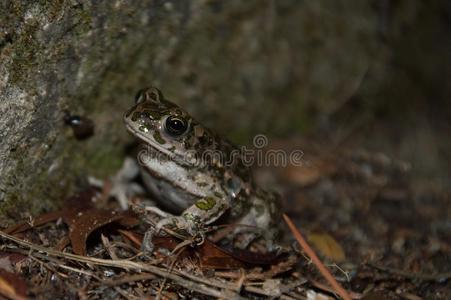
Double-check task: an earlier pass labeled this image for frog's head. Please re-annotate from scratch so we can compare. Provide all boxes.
[124,87,214,165]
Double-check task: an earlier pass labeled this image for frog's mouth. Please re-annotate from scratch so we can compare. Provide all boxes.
[124,121,177,159]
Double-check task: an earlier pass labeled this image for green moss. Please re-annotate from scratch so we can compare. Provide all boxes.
[7,1,91,86]
[9,27,40,84]
[84,146,124,177]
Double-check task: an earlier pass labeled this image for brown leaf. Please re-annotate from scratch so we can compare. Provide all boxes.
[308,233,346,262]
[217,246,281,267]
[54,237,71,252]
[0,270,28,300]
[198,241,246,269]
[69,209,138,256]
[152,236,248,269]
[283,159,336,187]
[3,210,70,235]
[0,257,13,273]
[3,191,139,256]
[124,233,277,270]
[3,189,98,235]
[0,253,27,272]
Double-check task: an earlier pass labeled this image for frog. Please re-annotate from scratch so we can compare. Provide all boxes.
[123,87,281,252]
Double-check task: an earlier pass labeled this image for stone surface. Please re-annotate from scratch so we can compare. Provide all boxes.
[1,0,447,222]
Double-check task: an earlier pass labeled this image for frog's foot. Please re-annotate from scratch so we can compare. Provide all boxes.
[105,157,143,210]
[140,216,186,255]
[155,215,199,236]
[145,206,172,218]
[141,215,205,254]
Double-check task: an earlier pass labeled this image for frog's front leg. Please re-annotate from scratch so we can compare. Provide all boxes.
[142,196,229,253]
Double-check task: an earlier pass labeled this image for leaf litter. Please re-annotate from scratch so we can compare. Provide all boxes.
[0,141,449,299]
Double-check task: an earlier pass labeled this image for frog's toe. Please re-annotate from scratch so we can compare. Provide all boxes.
[155,216,194,235]
[192,230,206,245]
[141,230,156,254]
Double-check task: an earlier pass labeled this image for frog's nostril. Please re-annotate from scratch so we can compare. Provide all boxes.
[143,110,154,120]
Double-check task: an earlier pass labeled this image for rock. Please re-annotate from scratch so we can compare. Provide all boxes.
[0,1,398,221]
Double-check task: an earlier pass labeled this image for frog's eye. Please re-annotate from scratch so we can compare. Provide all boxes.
[164,115,188,137]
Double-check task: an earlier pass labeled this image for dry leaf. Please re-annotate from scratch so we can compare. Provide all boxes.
[4,189,98,235]
[69,209,138,255]
[307,290,334,300]
[0,269,28,300]
[198,241,246,269]
[3,188,139,257]
[308,233,345,262]
[0,257,13,273]
[283,159,336,187]
[125,233,280,270]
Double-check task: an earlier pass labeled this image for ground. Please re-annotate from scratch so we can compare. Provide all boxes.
[0,137,449,299]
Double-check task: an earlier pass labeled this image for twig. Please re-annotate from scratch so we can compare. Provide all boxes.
[243,278,308,299]
[279,279,309,294]
[117,230,142,249]
[157,242,188,300]
[102,273,156,286]
[9,246,232,299]
[156,280,166,300]
[28,255,69,279]
[285,291,308,300]
[235,269,245,292]
[108,241,141,255]
[0,230,244,299]
[283,214,352,300]
[114,286,140,300]
[215,254,298,281]
[326,263,351,282]
[243,285,304,299]
[14,248,102,282]
[101,234,119,260]
[56,263,102,280]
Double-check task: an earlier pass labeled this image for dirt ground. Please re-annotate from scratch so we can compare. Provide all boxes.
[261,137,451,299]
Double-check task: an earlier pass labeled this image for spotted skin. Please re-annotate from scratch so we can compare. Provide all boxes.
[123,87,281,251]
